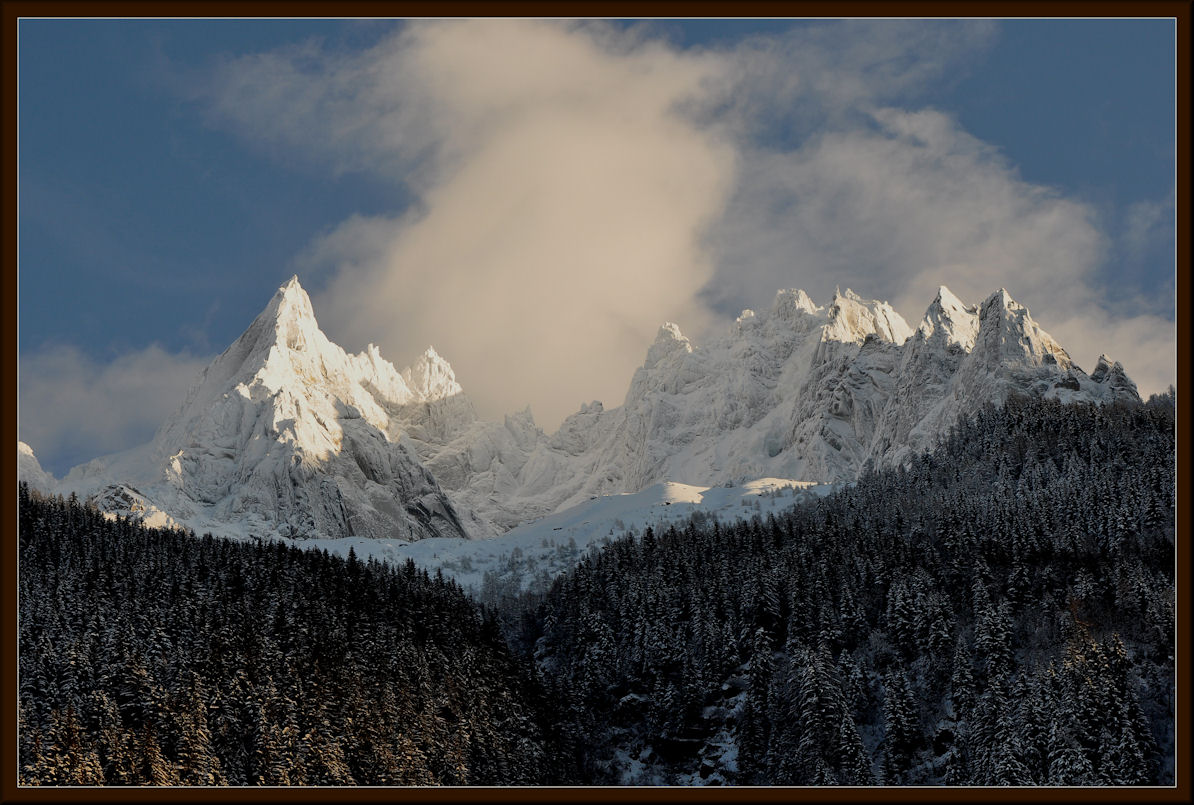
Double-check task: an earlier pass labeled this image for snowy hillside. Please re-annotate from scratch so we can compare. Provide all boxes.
[302,478,835,597]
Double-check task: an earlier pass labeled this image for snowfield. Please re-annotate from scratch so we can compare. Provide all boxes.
[301,478,835,595]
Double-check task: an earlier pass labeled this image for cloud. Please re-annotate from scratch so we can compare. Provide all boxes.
[699,19,999,141]
[196,18,1173,425]
[1123,196,1172,262]
[208,19,735,427]
[1048,311,1176,401]
[1112,191,1176,313]
[18,344,209,476]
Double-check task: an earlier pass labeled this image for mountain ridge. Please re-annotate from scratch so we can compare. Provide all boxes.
[417,282,1138,528]
[22,277,1140,542]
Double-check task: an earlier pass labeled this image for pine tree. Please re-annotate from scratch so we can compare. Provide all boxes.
[881,669,918,784]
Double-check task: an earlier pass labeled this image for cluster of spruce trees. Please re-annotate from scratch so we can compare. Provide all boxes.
[526,392,1175,785]
[18,487,572,786]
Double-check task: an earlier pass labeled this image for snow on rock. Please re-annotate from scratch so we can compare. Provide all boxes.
[17,442,56,493]
[402,346,464,402]
[823,287,914,346]
[916,285,980,350]
[432,285,1141,527]
[1089,354,1139,399]
[61,276,471,543]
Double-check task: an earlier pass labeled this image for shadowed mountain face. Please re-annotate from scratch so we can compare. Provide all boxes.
[35,278,1139,543]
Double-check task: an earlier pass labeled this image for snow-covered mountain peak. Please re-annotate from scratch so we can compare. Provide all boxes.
[770,288,821,324]
[824,290,913,345]
[252,274,325,351]
[180,275,350,416]
[189,277,413,432]
[644,322,693,369]
[17,441,56,493]
[974,287,1073,370]
[401,346,463,402]
[917,284,980,349]
[60,277,471,543]
[276,273,306,303]
[984,286,1016,310]
[1089,354,1138,396]
[348,344,414,405]
[932,284,968,311]
[1092,354,1129,376]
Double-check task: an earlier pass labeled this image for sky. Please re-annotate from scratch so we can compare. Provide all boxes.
[18,18,1177,477]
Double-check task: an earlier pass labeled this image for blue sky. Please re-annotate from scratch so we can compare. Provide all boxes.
[18,18,1177,475]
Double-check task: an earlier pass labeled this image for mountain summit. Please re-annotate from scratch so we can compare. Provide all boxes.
[62,277,472,542]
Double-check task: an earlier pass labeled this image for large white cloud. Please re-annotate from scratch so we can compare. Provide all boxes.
[205,19,736,427]
[194,19,1174,424]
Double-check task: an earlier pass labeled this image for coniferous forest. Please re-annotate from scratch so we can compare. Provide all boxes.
[17,489,573,785]
[527,392,1177,785]
[18,391,1176,786]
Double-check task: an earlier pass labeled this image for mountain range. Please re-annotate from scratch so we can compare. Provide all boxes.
[19,277,1139,543]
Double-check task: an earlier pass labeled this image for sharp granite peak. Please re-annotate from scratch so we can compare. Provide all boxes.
[22,278,1140,543]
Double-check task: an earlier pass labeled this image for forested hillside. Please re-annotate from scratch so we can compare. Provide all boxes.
[529,392,1176,785]
[17,391,1175,787]
[17,486,572,786]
